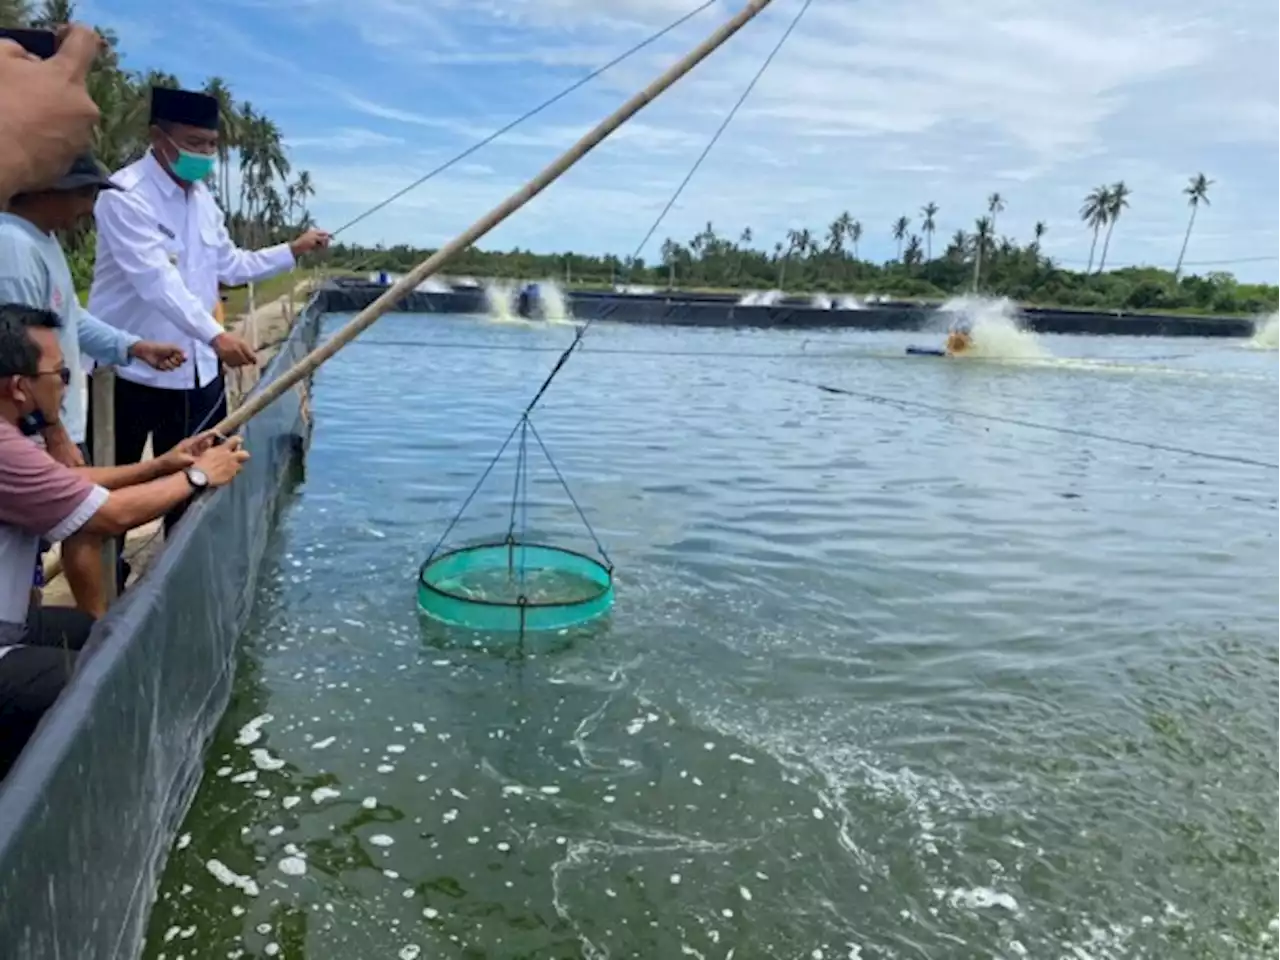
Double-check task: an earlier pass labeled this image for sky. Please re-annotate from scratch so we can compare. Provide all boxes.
[86,0,1279,282]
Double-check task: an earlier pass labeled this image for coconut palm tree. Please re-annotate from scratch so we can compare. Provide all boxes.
[1174,173,1212,278]
[920,201,939,261]
[987,192,1006,235]
[904,234,923,268]
[1097,180,1130,272]
[972,216,993,290]
[1080,184,1110,273]
[202,77,239,210]
[892,215,910,261]
[825,217,844,255]
[0,0,32,23]
[31,0,73,26]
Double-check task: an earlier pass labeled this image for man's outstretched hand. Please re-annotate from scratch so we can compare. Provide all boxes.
[0,24,103,203]
[211,332,257,369]
[289,228,332,258]
[130,340,186,371]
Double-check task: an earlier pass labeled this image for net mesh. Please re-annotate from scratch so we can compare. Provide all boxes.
[417,542,614,632]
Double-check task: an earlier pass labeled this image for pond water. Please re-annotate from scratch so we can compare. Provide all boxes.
[144,311,1278,960]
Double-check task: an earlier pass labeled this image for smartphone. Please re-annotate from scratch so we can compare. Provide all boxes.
[0,27,58,59]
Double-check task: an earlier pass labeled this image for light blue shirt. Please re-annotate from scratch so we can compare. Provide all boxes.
[0,212,139,444]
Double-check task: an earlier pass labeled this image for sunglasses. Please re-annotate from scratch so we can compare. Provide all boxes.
[33,366,72,386]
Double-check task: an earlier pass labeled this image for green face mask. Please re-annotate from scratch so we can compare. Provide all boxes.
[162,134,216,182]
[170,148,215,183]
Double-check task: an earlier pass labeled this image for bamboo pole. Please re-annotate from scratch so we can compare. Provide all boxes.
[214,0,774,436]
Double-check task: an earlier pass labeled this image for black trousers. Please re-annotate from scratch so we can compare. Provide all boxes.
[111,373,227,536]
[0,605,95,780]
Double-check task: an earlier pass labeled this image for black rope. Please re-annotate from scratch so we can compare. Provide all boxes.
[525,418,614,569]
[424,0,808,557]
[329,0,718,239]
[773,375,1280,470]
[623,0,815,278]
[345,343,860,363]
[425,416,525,562]
[517,0,813,419]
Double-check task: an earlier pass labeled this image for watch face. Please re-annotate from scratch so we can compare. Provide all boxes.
[187,467,209,488]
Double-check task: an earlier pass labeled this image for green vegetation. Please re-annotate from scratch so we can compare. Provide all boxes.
[5,0,315,299]
[323,185,1276,317]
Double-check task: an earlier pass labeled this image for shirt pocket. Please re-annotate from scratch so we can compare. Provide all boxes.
[198,208,225,250]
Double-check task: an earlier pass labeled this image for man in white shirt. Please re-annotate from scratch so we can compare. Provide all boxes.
[89,85,329,541]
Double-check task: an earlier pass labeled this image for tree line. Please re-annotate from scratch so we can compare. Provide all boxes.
[2,0,316,290]
[326,178,1276,318]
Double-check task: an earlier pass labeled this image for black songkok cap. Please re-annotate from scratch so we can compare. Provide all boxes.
[149,87,220,131]
[0,27,57,58]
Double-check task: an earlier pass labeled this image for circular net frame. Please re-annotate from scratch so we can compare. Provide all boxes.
[417,540,614,632]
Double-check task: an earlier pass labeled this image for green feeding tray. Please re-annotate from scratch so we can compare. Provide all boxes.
[417,540,614,633]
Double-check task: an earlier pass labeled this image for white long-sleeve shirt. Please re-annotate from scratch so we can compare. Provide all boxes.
[88,151,296,390]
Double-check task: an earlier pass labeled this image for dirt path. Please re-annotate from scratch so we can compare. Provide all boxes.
[40,284,312,605]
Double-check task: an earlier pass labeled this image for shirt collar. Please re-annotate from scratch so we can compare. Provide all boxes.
[0,211,51,242]
[143,149,183,199]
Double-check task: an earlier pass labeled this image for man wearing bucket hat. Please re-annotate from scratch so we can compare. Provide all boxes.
[0,151,187,615]
[89,85,330,541]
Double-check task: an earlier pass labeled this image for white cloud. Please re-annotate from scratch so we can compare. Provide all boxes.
[192,0,1276,281]
[286,128,407,151]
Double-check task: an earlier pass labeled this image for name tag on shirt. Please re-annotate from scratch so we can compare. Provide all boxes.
[157,222,176,240]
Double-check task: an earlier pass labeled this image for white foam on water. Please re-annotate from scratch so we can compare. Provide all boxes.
[265,944,279,957]
[176,833,191,850]
[235,714,273,746]
[502,785,526,796]
[540,785,561,795]
[739,885,752,901]
[1248,311,1278,349]
[443,809,458,823]
[277,857,307,877]
[387,744,406,754]
[205,859,260,897]
[282,796,301,810]
[311,736,336,750]
[412,722,427,734]
[938,885,1019,913]
[936,295,1046,360]
[811,807,825,820]
[361,796,378,810]
[215,766,232,777]
[230,770,258,784]
[370,834,395,847]
[268,826,284,837]
[423,908,440,919]
[250,749,285,772]
[399,946,422,960]
[311,787,340,804]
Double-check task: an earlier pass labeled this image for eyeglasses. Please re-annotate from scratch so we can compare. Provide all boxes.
[33,366,71,385]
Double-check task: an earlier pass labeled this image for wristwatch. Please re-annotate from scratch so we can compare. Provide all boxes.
[19,410,49,436]
[184,466,210,491]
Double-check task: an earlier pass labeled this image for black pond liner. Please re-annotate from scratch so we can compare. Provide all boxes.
[0,295,323,959]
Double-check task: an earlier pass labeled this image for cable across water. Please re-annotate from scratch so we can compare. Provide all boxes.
[518,0,814,418]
